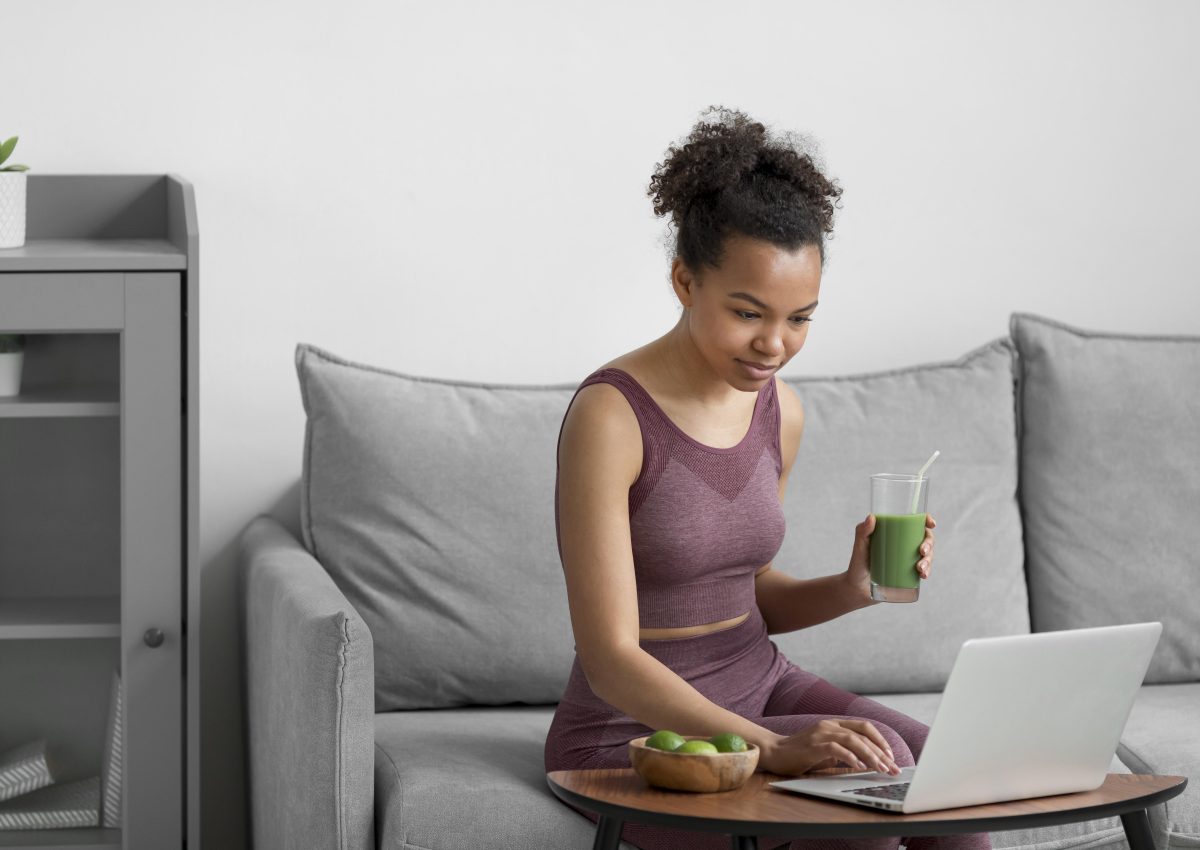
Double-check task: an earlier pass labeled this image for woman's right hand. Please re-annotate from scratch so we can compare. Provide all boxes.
[760,719,901,776]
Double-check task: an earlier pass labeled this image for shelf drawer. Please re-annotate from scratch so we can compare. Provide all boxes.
[0,275,124,332]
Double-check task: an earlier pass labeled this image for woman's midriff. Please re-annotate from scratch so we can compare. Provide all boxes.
[638,610,750,641]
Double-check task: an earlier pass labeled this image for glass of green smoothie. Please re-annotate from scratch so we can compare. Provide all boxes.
[868,473,929,603]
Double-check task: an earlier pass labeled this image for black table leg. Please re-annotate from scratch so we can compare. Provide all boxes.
[731,836,759,850]
[1121,809,1155,850]
[592,814,624,850]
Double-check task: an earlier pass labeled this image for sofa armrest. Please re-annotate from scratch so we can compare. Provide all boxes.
[239,515,375,850]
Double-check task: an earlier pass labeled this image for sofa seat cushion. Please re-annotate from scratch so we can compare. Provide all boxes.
[868,692,1138,850]
[1114,683,1200,848]
[373,706,637,850]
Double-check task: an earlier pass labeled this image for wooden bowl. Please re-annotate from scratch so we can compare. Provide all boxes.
[628,735,759,793]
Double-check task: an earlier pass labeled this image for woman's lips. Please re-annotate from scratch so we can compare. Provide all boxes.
[737,360,778,378]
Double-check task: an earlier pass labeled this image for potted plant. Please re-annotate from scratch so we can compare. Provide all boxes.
[0,334,24,397]
[0,135,30,250]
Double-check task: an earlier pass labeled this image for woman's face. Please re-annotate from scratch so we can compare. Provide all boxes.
[671,234,822,389]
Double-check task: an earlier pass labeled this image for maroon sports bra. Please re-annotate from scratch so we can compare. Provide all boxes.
[554,367,786,629]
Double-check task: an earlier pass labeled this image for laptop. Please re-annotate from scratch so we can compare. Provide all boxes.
[770,622,1162,813]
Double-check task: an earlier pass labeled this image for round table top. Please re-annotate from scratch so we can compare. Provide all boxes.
[545,770,1187,838]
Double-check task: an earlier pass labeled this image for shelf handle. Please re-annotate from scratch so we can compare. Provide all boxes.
[143,627,165,648]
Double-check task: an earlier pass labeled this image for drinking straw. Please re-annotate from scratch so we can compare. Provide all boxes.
[910,450,941,514]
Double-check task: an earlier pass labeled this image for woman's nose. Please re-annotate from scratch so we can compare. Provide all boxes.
[756,325,785,356]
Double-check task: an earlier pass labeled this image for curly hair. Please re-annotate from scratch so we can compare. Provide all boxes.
[647,105,843,276]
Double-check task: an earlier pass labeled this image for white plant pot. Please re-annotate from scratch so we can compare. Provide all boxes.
[0,172,27,249]
[0,350,23,396]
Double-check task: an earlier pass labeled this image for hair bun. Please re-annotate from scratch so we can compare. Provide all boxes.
[649,106,767,220]
[647,105,843,272]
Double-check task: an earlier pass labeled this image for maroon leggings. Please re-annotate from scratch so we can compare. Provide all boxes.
[544,606,992,850]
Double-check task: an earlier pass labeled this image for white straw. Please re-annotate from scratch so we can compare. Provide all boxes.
[910,450,940,514]
[916,450,940,478]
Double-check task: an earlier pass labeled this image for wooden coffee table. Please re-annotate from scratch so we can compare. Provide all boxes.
[546,769,1187,850]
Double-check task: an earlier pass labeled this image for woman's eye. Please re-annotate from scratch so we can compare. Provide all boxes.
[735,310,813,325]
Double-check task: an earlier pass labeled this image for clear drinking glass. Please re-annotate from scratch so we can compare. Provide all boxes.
[869,473,929,603]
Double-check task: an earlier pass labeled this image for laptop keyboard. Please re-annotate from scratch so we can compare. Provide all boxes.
[845,782,910,800]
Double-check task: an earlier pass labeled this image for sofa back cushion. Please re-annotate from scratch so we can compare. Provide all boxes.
[771,338,1030,694]
[296,344,577,710]
[1010,313,1200,684]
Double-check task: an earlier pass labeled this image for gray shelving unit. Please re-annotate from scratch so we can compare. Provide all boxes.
[0,175,197,850]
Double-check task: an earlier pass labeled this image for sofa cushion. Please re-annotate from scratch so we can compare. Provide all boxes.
[373,706,638,850]
[771,338,1030,693]
[296,344,577,710]
[1114,683,1200,847]
[1010,313,1200,684]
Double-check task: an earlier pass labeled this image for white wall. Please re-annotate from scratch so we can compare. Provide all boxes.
[5,0,1198,846]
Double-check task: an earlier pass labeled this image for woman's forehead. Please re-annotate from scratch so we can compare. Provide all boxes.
[709,240,822,300]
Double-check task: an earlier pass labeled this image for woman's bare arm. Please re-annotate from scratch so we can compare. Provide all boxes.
[754,568,875,634]
[753,379,877,635]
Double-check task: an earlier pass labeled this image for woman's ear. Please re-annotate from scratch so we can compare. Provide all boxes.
[670,257,696,309]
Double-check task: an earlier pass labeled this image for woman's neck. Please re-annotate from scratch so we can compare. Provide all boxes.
[648,312,750,410]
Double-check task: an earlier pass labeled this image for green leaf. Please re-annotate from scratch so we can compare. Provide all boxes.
[0,136,16,167]
[0,164,29,172]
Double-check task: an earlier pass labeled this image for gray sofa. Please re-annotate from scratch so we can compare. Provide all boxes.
[240,312,1199,850]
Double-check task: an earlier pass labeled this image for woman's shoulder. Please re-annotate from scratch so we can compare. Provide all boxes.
[572,350,662,406]
[589,348,657,384]
[773,375,803,419]
[773,376,805,472]
[570,360,644,428]
[569,343,651,403]
[560,366,644,486]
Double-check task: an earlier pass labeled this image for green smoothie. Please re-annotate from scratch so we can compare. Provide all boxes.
[869,513,927,589]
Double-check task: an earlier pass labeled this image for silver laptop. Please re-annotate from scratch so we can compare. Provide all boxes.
[770,622,1161,813]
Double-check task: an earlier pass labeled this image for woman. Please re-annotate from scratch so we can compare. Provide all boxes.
[544,105,990,850]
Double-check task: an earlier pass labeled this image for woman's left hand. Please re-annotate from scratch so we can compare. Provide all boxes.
[915,514,936,579]
[846,513,937,599]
